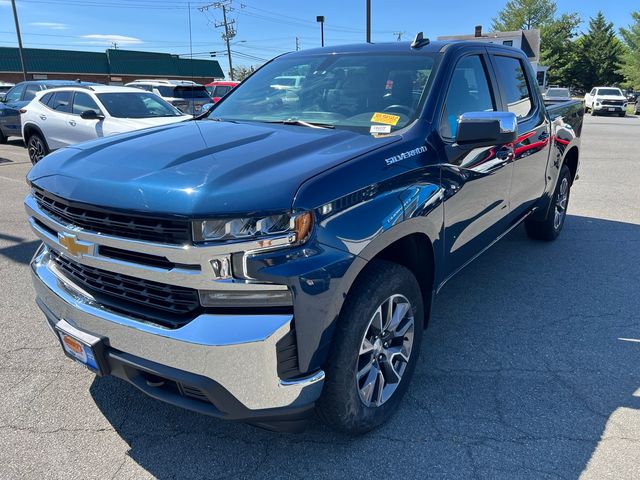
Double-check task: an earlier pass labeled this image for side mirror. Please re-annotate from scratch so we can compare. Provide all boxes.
[0,93,6,102]
[455,111,517,148]
[80,109,104,120]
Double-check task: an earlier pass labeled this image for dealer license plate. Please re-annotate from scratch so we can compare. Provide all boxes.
[55,320,104,375]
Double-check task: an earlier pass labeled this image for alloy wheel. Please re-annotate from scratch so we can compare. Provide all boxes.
[554,177,569,230]
[28,136,46,164]
[356,294,415,407]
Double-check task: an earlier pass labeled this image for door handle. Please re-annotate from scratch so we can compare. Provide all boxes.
[69,120,76,126]
[495,145,514,161]
[39,114,46,120]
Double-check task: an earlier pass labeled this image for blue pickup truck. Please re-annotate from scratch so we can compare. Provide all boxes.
[26,38,583,433]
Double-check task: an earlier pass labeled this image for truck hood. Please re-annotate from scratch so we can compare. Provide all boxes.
[595,95,626,101]
[28,120,400,217]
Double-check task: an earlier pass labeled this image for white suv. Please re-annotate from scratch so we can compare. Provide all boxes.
[21,85,190,163]
[584,87,628,117]
[124,79,212,114]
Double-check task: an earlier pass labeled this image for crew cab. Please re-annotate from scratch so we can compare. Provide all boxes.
[26,39,583,434]
[584,86,628,116]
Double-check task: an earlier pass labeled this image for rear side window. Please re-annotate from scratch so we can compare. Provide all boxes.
[72,92,101,115]
[5,84,25,102]
[49,91,73,113]
[40,92,54,105]
[440,55,495,139]
[492,55,533,119]
[23,84,42,101]
[214,85,231,97]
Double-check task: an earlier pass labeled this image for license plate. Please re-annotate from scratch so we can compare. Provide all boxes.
[608,108,615,111]
[55,320,105,375]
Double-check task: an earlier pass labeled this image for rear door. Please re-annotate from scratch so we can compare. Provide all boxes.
[489,52,550,217]
[40,91,74,149]
[439,49,514,277]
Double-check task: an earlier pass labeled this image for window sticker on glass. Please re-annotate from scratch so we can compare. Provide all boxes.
[370,124,392,134]
[371,112,400,126]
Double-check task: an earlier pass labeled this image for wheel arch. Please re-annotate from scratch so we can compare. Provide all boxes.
[22,123,50,150]
[563,146,579,184]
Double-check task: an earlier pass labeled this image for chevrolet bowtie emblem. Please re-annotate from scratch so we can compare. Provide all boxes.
[58,233,94,257]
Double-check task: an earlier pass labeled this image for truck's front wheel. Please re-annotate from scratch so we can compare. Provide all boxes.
[316,260,423,434]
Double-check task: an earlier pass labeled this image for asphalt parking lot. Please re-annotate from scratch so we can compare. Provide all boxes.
[1,114,639,479]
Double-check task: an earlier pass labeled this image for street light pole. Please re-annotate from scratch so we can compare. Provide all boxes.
[11,0,27,81]
[366,0,371,43]
[316,16,325,47]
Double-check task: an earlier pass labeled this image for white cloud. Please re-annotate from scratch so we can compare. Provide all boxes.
[79,34,143,46]
[29,22,69,30]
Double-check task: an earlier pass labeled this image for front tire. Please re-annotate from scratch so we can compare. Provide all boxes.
[316,260,424,434]
[0,129,6,144]
[27,133,49,164]
[525,165,571,241]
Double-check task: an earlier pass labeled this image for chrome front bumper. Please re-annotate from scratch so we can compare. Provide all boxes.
[31,245,324,411]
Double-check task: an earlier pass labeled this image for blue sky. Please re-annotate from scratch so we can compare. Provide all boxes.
[1,0,637,75]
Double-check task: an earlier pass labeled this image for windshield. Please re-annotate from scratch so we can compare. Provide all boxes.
[157,86,210,99]
[96,92,183,118]
[598,88,623,96]
[547,88,569,97]
[210,52,436,133]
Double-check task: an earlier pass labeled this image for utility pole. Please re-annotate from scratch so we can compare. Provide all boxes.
[316,16,325,47]
[394,31,405,41]
[295,36,300,51]
[366,0,371,43]
[11,0,27,81]
[199,1,237,80]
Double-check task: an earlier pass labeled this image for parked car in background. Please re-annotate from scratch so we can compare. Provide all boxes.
[584,87,628,116]
[125,79,211,115]
[205,80,239,103]
[0,81,15,97]
[0,80,98,143]
[542,87,571,103]
[21,85,190,163]
[623,89,638,103]
[635,101,640,115]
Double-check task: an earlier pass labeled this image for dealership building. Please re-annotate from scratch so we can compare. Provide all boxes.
[0,47,224,85]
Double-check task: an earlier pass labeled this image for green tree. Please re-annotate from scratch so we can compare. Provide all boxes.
[492,0,581,87]
[230,65,256,81]
[492,0,557,31]
[540,13,581,87]
[572,12,625,92]
[618,11,640,90]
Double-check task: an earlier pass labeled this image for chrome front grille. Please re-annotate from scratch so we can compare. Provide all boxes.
[51,251,200,328]
[33,189,191,244]
[601,100,624,106]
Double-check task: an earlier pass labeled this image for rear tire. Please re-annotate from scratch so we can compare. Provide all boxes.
[0,130,6,144]
[525,165,571,242]
[316,260,424,434]
[619,112,626,117]
[27,132,49,164]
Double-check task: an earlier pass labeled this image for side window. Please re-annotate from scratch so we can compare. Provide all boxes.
[5,84,25,102]
[23,84,41,101]
[72,92,101,115]
[590,88,597,96]
[49,91,73,113]
[493,55,534,119]
[440,55,495,139]
[40,92,54,106]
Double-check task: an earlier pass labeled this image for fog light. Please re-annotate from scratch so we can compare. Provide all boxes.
[199,289,293,307]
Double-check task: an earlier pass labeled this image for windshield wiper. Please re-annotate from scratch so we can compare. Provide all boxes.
[265,119,335,129]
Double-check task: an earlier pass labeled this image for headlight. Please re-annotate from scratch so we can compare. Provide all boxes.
[193,211,313,245]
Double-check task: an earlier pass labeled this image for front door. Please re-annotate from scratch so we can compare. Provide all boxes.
[438,52,514,278]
